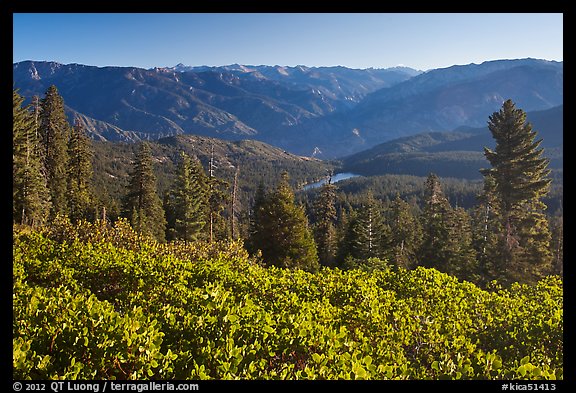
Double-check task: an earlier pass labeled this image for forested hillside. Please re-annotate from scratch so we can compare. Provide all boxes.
[90,134,333,222]
[306,173,563,217]
[340,105,563,179]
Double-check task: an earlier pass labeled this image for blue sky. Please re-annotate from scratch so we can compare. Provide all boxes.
[13,13,563,71]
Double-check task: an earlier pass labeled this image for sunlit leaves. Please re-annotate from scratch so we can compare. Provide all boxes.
[13,224,562,379]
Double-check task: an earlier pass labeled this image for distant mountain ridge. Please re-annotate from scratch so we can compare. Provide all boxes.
[13,59,562,159]
[273,59,562,157]
[157,63,422,103]
[13,61,418,143]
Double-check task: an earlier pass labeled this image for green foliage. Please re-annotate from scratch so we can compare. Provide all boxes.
[13,90,51,226]
[418,174,477,280]
[165,152,208,242]
[247,172,319,272]
[419,173,454,269]
[341,192,389,261]
[39,85,70,218]
[66,120,95,222]
[385,194,422,269]
[14,223,562,380]
[312,182,338,266]
[122,142,167,242]
[342,256,391,272]
[548,214,563,276]
[13,286,166,380]
[481,100,553,284]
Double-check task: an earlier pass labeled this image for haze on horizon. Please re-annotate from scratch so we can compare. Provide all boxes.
[13,13,563,71]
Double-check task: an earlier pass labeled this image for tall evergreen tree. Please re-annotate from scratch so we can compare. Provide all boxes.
[247,172,319,272]
[230,164,240,240]
[204,142,231,242]
[39,85,70,218]
[246,180,268,255]
[444,207,478,281]
[312,182,338,266]
[342,193,388,261]
[122,142,167,242]
[549,213,563,276]
[336,207,356,265]
[481,99,553,283]
[419,173,477,279]
[471,174,502,282]
[185,155,209,240]
[13,89,51,226]
[419,173,452,270]
[335,206,350,264]
[206,176,230,242]
[386,194,422,269]
[66,119,94,222]
[163,190,176,239]
[166,152,208,242]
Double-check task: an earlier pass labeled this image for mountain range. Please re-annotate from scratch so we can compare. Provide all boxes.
[13,58,562,159]
[272,59,563,157]
[13,61,418,144]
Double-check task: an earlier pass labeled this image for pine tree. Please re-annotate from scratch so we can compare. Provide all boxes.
[336,207,356,265]
[419,173,477,279]
[342,192,389,261]
[444,207,478,281]
[163,190,176,240]
[13,89,51,226]
[230,164,240,240]
[312,182,338,266]
[481,99,553,283]
[419,173,452,270]
[335,206,350,264]
[166,152,207,242]
[246,180,269,256]
[206,176,230,242]
[248,172,319,272]
[39,85,70,218]
[122,142,167,242]
[549,214,563,276]
[471,174,502,282]
[66,119,94,222]
[386,194,422,269]
[204,142,231,242]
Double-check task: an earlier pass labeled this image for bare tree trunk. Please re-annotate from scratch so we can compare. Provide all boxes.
[482,204,490,254]
[231,164,239,239]
[209,143,215,243]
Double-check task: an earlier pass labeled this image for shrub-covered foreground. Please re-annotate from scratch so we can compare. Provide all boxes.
[13,221,562,379]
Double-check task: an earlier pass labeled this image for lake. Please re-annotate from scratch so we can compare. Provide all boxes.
[303,172,360,190]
